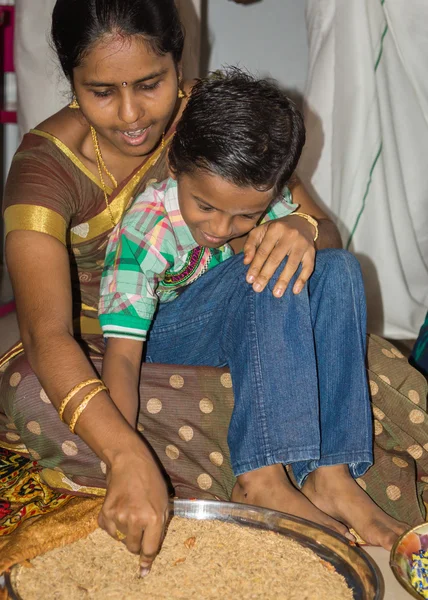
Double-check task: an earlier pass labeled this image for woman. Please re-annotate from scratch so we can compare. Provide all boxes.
[0,0,425,573]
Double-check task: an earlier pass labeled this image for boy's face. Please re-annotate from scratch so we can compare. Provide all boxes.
[176,170,274,248]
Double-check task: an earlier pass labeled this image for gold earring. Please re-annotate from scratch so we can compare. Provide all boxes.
[69,94,80,109]
[177,77,186,99]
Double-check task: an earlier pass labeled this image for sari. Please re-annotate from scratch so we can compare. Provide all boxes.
[0,128,238,537]
[0,129,427,545]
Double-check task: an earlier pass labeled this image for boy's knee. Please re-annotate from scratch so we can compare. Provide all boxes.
[316,249,362,280]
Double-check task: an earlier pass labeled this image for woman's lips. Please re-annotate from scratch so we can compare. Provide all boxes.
[118,125,152,146]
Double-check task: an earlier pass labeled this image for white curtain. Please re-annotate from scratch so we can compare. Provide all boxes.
[15,0,68,136]
[14,0,201,136]
[298,0,428,339]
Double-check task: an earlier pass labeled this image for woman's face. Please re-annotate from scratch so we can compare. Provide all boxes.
[73,34,179,157]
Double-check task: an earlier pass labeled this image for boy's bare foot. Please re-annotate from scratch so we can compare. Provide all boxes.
[231,464,353,540]
[301,464,409,550]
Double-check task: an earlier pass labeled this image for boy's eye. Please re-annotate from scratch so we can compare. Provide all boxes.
[241,214,260,220]
[197,204,214,212]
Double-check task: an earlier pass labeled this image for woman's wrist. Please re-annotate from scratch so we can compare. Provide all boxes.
[288,212,319,242]
[103,431,154,471]
[69,388,143,467]
[316,218,343,249]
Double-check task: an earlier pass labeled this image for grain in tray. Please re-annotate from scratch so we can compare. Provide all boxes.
[15,516,354,600]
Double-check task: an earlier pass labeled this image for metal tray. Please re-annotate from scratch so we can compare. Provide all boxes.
[6,499,384,599]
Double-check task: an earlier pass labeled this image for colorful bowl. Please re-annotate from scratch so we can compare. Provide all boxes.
[390,522,428,598]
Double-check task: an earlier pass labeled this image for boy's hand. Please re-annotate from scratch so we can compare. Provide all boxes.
[243,216,316,297]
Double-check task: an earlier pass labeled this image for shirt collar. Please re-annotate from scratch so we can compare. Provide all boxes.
[163,178,200,254]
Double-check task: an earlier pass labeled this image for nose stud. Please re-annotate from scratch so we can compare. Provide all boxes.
[122,82,128,87]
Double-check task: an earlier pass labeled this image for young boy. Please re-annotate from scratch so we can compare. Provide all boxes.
[99,69,406,561]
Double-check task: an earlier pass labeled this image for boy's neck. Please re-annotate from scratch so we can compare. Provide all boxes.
[228,234,248,254]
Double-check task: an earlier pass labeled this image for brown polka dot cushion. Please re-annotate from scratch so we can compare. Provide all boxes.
[0,352,236,501]
[357,335,428,524]
[0,334,427,525]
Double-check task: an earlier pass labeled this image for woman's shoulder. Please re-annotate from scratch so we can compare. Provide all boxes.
[4,109,97,225]
[34,107,90,155]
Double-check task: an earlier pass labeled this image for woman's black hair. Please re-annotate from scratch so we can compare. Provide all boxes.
[52,0,184,82]
[169,68,306,196]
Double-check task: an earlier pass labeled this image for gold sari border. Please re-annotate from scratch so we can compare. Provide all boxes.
[81,303,97,312]
[0,342,24,370]
[4,205,67,245]
[76,315,103,336]
[30,129,112,195]
[0,441,30,454]
[71,131,175,244]
[40,468,106,497]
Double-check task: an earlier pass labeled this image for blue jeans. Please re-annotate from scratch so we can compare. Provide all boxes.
[145,249,373,486]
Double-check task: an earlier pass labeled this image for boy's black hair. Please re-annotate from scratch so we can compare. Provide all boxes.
[169,68,306,196]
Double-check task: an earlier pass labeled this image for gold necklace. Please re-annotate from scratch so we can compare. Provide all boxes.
[90,126,118,227]
[90,126,167,228]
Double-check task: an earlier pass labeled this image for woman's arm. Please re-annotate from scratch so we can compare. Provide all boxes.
[6,230,168,574]
[288,178,342,250]
[243,178,343,297]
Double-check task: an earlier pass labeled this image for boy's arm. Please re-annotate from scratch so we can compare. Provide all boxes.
[102,338,144,427]
[99,198,174,426]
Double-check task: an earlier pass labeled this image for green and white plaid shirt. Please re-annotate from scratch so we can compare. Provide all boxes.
[99,178,297,341]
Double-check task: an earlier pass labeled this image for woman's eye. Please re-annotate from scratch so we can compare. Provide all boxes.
[138,81,161,92]
[241,214,259,220]
[198,204,214,212]
[93,90,112,98]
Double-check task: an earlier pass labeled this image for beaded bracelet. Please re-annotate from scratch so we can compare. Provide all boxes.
[289,212,319,242]
[68,384,108,434]
[58,378,102,422]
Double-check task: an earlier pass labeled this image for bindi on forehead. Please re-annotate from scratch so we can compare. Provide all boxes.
[76,34,172,87]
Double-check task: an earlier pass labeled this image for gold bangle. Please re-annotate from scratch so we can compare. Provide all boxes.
[289,212,319,242]
[58,378,102,422]
[69,384,108,434]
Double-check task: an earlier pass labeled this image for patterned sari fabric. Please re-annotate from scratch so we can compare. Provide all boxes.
[0,448,71,537]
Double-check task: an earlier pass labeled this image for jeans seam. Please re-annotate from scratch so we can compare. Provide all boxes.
[247,290,271,459]
[343,253,371,450]
[221,282,271,463]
